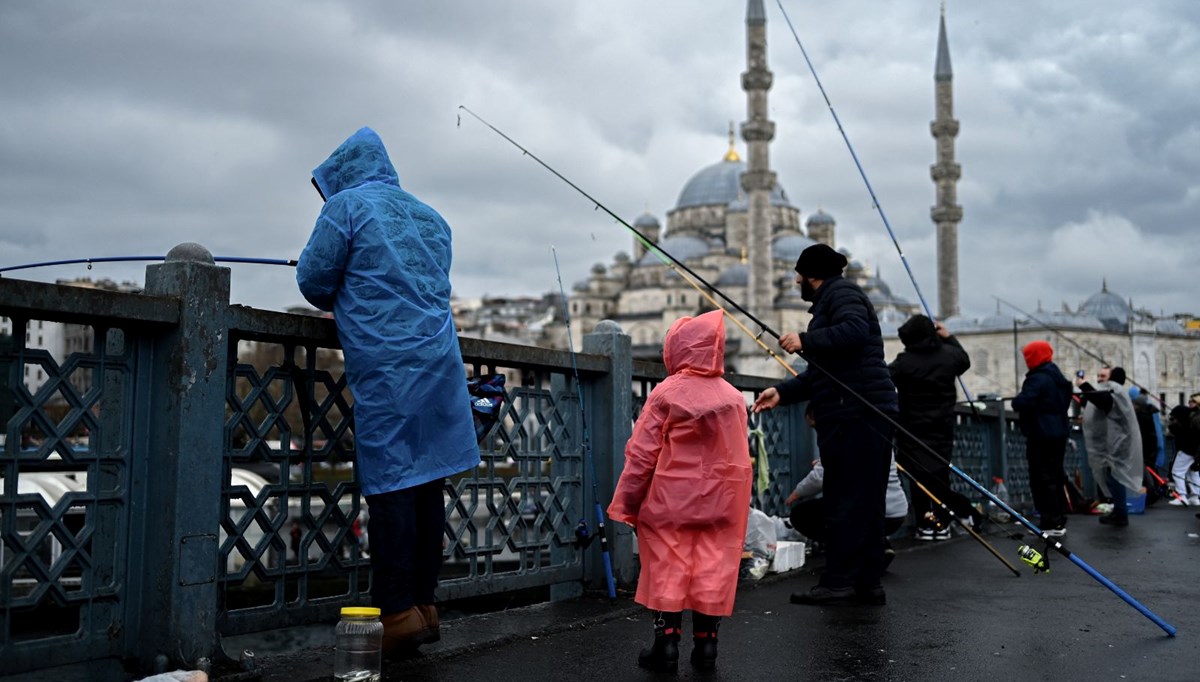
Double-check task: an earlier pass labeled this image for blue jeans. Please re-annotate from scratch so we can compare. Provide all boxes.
[366,478,446,615]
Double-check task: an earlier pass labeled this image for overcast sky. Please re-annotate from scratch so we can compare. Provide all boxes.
[2,1,1198,320]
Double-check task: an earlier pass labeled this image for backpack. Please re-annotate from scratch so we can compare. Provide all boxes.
[467,373,506,443]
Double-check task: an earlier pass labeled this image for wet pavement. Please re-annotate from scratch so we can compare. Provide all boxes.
[249,504,1200,682]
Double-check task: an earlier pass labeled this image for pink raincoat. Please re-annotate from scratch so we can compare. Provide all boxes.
[607,310,752,616]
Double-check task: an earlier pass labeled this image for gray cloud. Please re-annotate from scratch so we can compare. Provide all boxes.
[1,1,1197,320]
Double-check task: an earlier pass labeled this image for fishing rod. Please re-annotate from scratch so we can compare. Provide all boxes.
[897,457,1018,574]
[0,255,297,275]
[655,253,1018,576]
[457,106,1176,636]
[993,296,1169,410]
[1145,466,1190,506]
[770,2,1173,631]
[772,0,978,415]
[552,246,617,601]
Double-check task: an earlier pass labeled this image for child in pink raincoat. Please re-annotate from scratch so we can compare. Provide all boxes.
[608,310,752,673]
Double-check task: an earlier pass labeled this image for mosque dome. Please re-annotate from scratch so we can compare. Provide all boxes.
[1042,310,1104,331]
[716,263,750,287]
[1156,318,1186,334]
[806,210,835,227]
[771,234,818,263]
[977,310,1019,331]
[637,235,709,266]
[1080,281,1131,325]
[674,158,793,210]
[634,212,660,229]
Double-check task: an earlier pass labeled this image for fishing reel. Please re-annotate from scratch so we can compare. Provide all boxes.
[1016,544,1049,574]
[573,519,594,549]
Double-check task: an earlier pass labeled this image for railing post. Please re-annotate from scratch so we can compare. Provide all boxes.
[581,320,635,587]
[131,243,230,672]
[990,397,1008,488]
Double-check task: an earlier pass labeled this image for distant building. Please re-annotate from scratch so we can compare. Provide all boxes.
[903,281,1200,404]
[453,294,564,347]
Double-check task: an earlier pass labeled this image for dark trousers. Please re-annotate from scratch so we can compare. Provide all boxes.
[1104,470,1128,519]
[789,497,903,543]
[1025,435,1068,527]
[816,413,893,590]
[366,478,446,615]
[895,432,977,526]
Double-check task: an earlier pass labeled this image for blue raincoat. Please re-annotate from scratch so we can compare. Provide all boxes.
[296,127,479,496]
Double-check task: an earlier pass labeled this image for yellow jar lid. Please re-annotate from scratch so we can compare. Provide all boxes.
[340,607,381,617]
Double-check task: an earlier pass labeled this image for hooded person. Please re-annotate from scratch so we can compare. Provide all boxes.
[1076,367,1143,526]
[1010,340,1073,534]
[1129,386,1167,504]
[888,314,974,539]
[296,127,480,652]
[608,310,752,673]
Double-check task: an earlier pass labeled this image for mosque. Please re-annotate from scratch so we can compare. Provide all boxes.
[565,0,926,377]
[562,1,1200,399]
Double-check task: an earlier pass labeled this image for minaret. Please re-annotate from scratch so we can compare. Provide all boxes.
[931,4,962,319]
[741,0,776,319]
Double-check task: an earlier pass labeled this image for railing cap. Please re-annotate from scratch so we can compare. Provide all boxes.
[165,242,214,264]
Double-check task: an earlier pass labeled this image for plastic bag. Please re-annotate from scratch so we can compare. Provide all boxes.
[771,515,803,543]
[744,508,777,560]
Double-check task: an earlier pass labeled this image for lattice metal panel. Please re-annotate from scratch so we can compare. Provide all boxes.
[1002,419,1033,511]
[950,413,992,506]
[749,403,802,518]
[444,377,583,595]
[220,341,366,635]
[1,324,133,668]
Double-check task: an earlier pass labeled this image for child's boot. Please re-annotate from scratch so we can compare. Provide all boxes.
[638,610,681,673]
[690,612,720,671]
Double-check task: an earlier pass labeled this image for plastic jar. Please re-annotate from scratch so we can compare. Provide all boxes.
[335,606,383,682]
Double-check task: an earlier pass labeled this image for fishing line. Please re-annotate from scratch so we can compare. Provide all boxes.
[458,106,1176,635]
[0,255,297,275]
[773,0,978,409]
[552,246,617,600]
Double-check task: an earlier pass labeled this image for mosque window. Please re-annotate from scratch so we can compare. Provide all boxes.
[976,350,990,376]
[667,294,673,306]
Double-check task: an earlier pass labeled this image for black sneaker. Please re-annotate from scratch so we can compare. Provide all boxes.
[1098,513,1129,527]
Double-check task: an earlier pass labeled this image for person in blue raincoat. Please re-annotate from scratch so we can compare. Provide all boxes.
[297,127,480,654]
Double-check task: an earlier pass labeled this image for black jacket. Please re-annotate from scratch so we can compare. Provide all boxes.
[1010,361,1073,439]
[1167,406,1200,456]
[889,334,971,452]
[774,276,898,421]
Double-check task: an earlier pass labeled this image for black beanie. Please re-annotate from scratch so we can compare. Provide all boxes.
[898,314,936,347]
[794,243,848,279]
[1109,367,1126,385]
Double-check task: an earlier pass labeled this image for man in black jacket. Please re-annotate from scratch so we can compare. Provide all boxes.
[889,314,974,540]
[1010,340,1073,535]
[753,243,898,606]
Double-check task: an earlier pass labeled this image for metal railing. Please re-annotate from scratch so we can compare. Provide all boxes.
[1,243,1097,677]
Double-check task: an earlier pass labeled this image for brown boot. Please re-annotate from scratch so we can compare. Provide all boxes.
[381,606,427,656]
[416,604,441,644]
